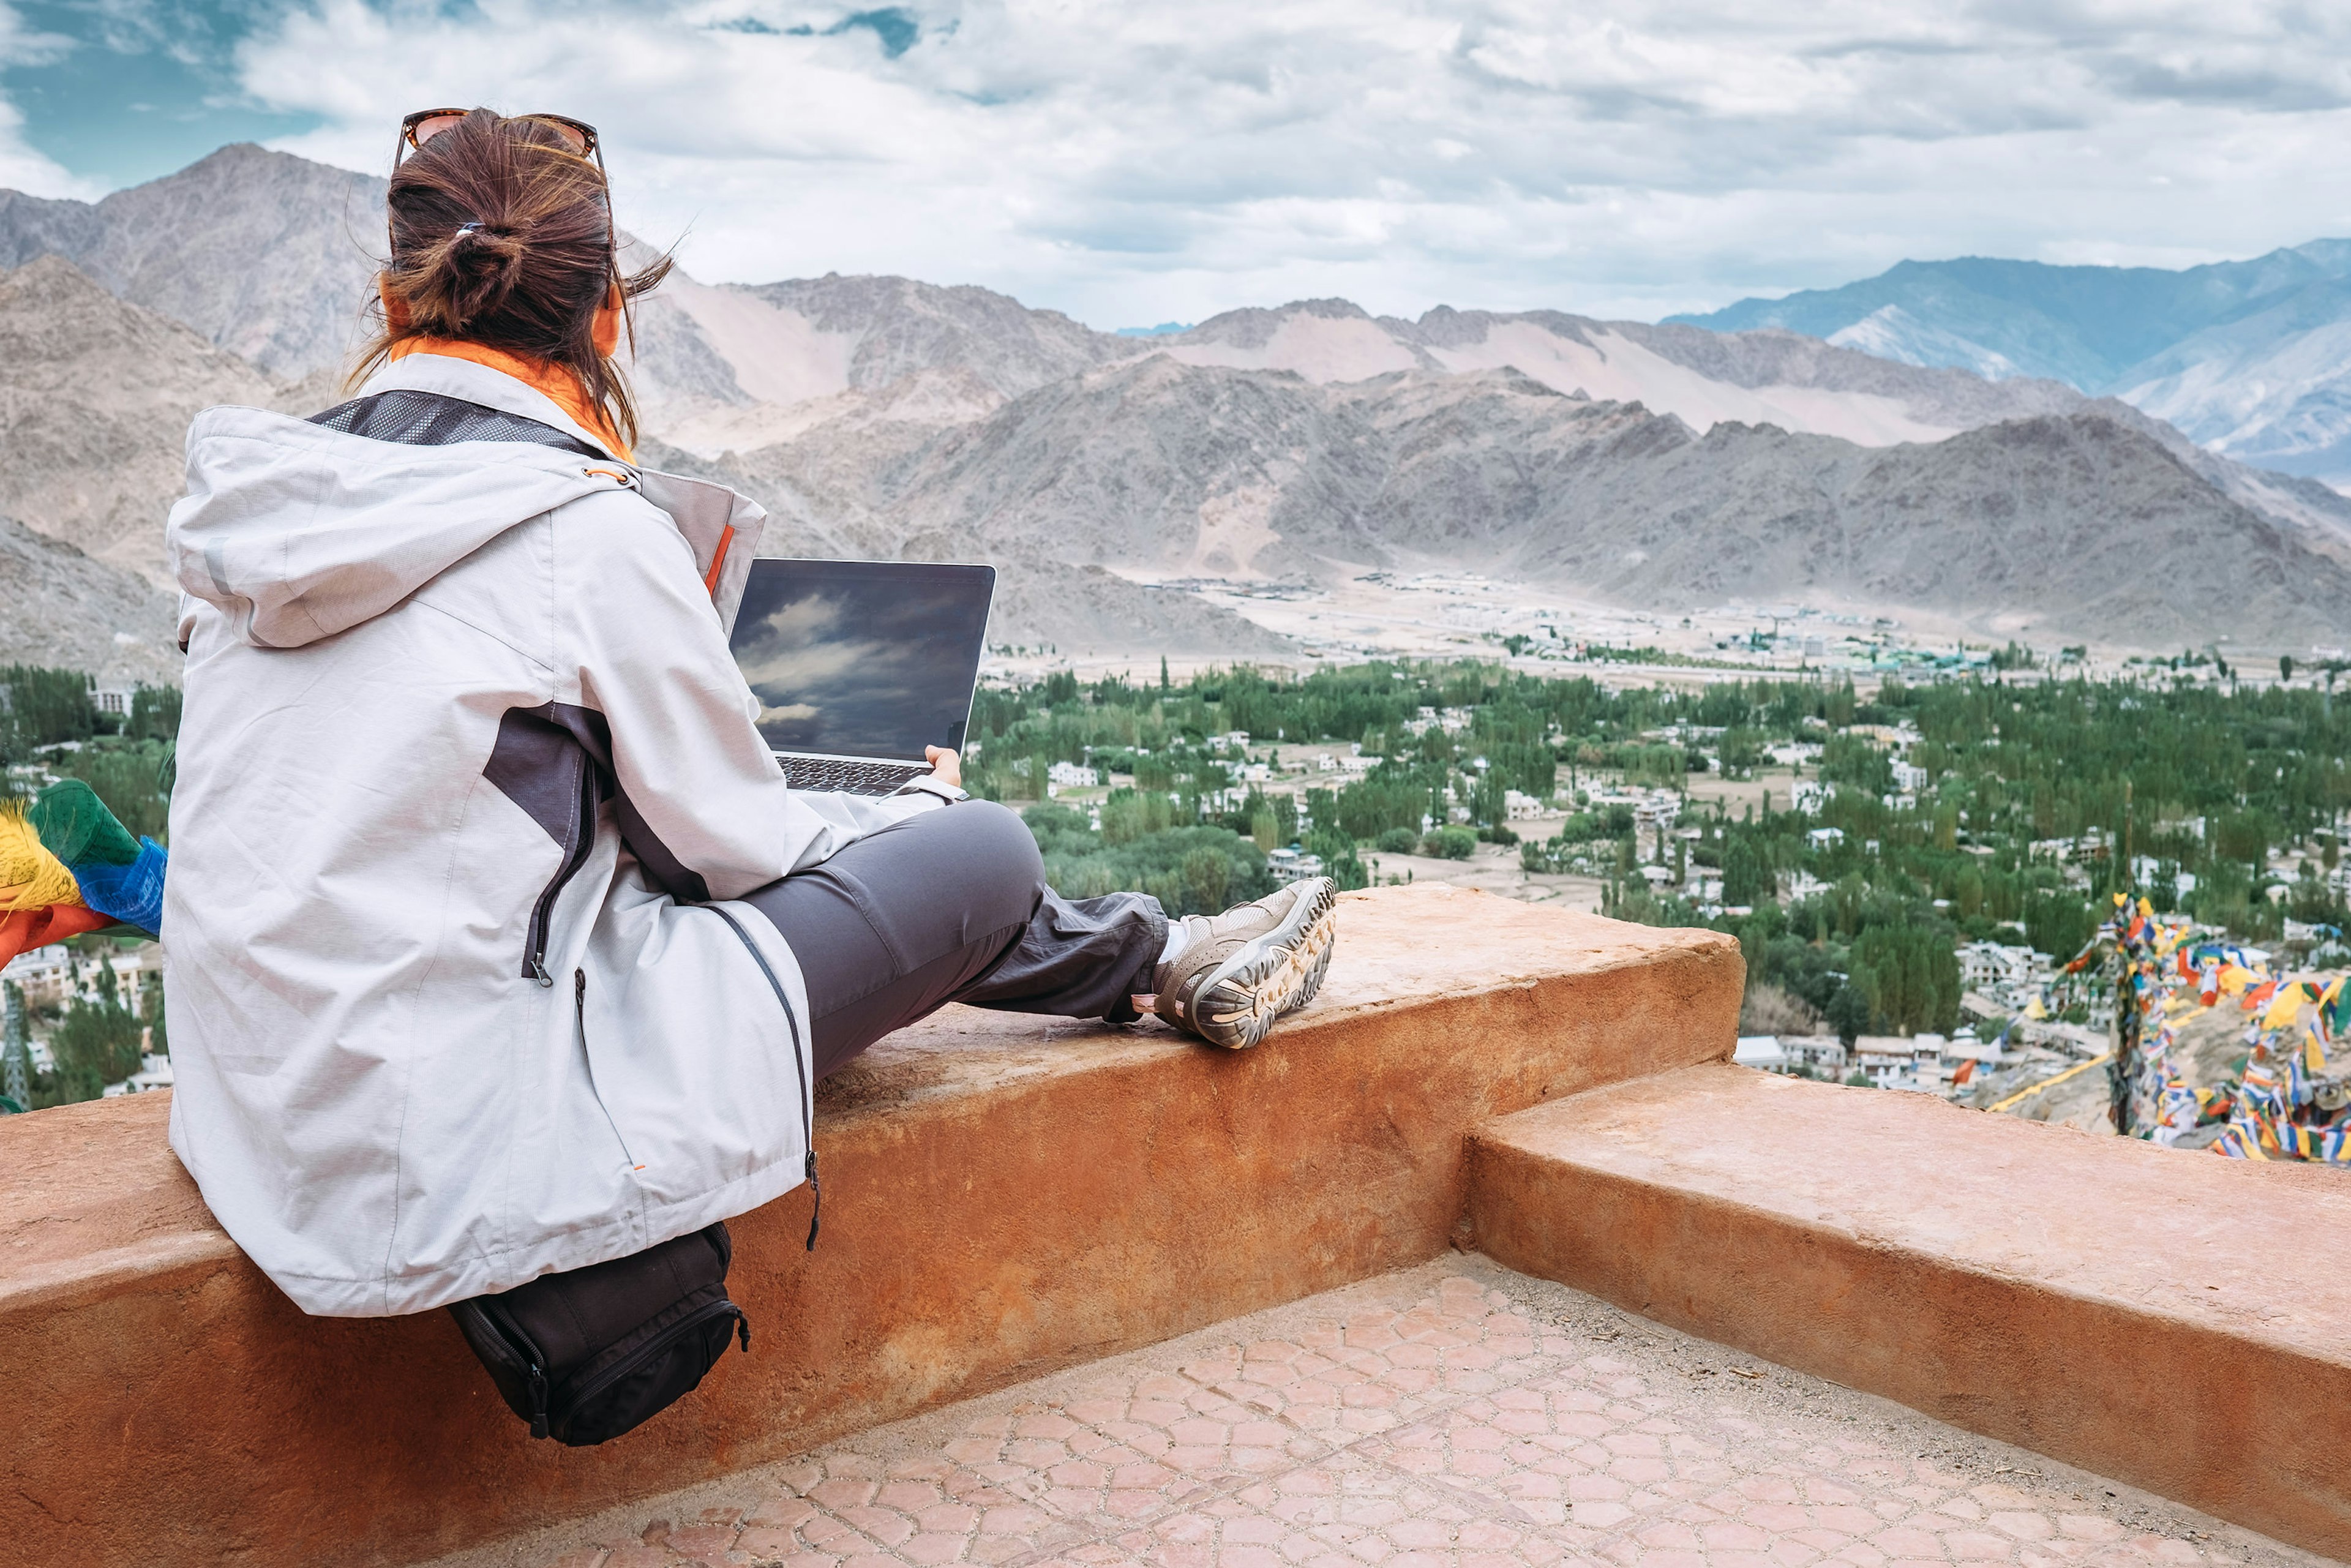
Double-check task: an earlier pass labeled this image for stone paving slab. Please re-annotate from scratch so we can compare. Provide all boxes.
[430,1257,2334,1568]
[1467,1065,2351,1557]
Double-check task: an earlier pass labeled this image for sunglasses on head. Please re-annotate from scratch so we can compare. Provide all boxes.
[388,107,618,278]
[398,108,602,168]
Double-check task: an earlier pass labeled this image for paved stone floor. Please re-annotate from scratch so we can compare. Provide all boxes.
[451,1256,2333,1568]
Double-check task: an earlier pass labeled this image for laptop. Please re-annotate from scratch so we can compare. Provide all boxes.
[727,558,997,795]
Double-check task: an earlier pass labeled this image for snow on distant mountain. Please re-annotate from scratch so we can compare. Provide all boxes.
[2115,277,2351,490]
[1823,307,2023,382]
[1671,246,2351,492]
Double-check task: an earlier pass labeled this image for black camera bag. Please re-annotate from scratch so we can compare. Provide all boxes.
[448,1221,751,1446]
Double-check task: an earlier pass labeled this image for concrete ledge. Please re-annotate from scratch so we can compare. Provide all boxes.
[1466,1063,2351,1560]
[0,885,1739,1567]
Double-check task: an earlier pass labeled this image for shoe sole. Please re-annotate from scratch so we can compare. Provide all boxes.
[1190,878,1340,1049]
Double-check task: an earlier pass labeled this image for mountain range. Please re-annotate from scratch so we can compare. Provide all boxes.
[6,142,2351,672]
[1672,246,2351,490]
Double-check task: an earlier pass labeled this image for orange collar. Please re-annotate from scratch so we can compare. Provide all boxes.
[385,337,633,463]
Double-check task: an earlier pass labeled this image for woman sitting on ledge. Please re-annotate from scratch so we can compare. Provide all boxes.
[162,108,1338,1321]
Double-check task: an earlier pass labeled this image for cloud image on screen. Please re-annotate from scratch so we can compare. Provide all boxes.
[728,562,993,760]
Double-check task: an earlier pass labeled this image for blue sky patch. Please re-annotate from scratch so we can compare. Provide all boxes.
[4,0,321,189]
[782,7,918,59]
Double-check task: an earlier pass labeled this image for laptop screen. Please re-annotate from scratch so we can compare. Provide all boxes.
[727,560,996,762]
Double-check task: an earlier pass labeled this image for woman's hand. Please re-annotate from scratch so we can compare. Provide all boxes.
[924,745,962,789]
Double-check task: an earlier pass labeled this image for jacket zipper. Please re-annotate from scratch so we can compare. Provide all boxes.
[706,906,819,1250]
[523,750,600,985]
[577,968,640,1174]
[482,1296,553,1440]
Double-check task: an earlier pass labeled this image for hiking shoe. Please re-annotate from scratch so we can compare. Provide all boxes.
[1151,878,1338,1049]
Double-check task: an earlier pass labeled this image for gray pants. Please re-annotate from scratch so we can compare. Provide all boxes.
[741,800,1168,1081]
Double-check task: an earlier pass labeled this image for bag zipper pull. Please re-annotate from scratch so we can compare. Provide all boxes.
[804,1149,821,1251]
[530,955,553,988]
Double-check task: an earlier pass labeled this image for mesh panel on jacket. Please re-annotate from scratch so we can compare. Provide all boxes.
[309,389,602,457]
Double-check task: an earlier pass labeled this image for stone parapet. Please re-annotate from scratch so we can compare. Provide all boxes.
[0,885,1739,1567]
[1467,1063,2351,1560]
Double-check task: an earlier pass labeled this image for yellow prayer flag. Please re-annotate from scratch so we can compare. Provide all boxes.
[0,806,84,912]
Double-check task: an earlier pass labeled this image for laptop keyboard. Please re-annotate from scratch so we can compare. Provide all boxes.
[779,756,929,796]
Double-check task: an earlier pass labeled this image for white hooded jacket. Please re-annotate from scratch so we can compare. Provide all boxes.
[162,352,939,1317]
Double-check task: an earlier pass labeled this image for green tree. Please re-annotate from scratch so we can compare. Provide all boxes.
[1,665,96,752]
[129,684,182,743]
[42,958,144,1105]
[1824,983,1870,1046]
[1721,835,1774,906]
[1422,827,1475,860]
[140,971,168,1057]
[57,741,174,842]
[1850,925,1960,1036]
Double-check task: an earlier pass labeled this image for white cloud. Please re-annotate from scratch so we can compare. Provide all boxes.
[230,0,2351,326]
[0,1,103,199]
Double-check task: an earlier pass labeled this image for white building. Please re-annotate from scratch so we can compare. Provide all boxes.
[1046,761,1099,790]
[1502,789,1548,821]
[1790,780,1828,815]
[1,945,72,1008]
[102,1053,174,1097]
[107,950,151,1003]
[1806,827,1845,850]
[1782,1035,1847,1075]
[1957,941,2044,996]
[1733,1036,1791,1073]
[1265,848,1326,885]
[1890,760,1929,793]
[1853,1035,1949,1089]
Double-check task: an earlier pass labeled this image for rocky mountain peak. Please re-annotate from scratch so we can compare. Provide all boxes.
[8,140,2351,662]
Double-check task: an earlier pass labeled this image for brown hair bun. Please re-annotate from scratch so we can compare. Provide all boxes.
[415,223,529,332]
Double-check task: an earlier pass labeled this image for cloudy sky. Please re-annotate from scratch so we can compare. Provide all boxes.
[4,1,2350,326]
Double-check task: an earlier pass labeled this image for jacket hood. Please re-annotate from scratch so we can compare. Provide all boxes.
[168,363,636,650]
